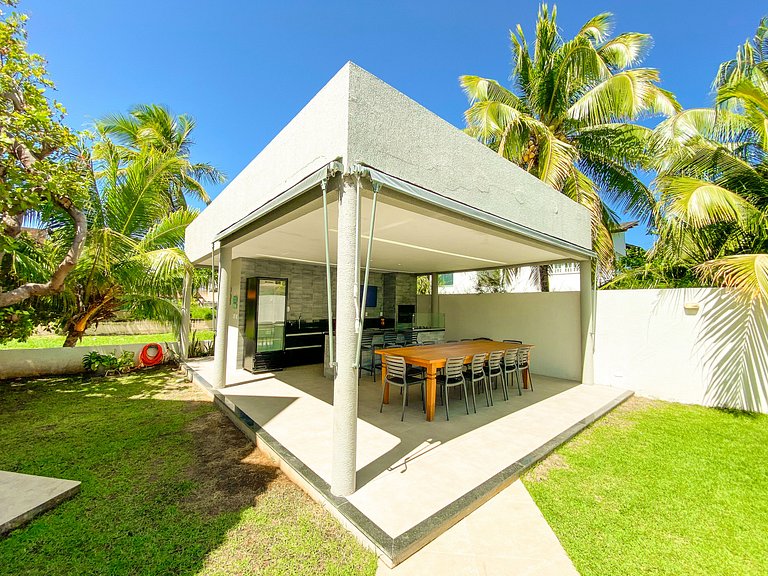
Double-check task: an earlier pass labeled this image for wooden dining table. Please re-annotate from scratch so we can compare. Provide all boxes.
[375,340,534,421]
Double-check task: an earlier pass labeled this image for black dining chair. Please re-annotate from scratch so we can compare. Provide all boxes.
[517,346,534,391]
[486,350,508,401]
[503,348,523,396]
[436,357,471,420]
[466,353,491,408]
[379,356,425,421]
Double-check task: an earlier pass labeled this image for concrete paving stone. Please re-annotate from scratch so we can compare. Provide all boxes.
[0,470,80,535]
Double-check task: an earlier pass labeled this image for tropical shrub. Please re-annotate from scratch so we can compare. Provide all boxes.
[187,330,214,358]
[82,350,134,374]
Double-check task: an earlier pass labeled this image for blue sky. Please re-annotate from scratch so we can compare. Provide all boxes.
[24,0,766,248]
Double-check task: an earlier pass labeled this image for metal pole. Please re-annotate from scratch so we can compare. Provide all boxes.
[331,173,359,496]
[431,272,439,324]
[355,183,379,365]
[321,179,335,369]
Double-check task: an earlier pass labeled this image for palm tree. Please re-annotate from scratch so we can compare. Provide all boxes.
[96,104,225,209]
[651,19,768,409]
[52,139,199,346]
[651,19,767,302]
[460,4,680,271]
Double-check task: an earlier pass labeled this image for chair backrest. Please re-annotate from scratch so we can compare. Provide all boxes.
[444,357,465,383]
[421,340,436,346]
[384,331,398,346]
[361,331,374,347]
[488,350,504,372]
[517,346,531,368]
[504,339,522,344]
[474,337,491,341]
[470,353,487,374]
[386,356,406,383]
[461,338,473,341]
[504,348,518,370]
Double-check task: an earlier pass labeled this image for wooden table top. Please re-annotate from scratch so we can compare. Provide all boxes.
[375,340,532,367]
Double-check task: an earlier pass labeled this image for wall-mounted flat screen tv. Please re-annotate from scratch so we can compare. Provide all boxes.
[360,285,378,308]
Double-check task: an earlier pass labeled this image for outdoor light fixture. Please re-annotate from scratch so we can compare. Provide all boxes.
[683,302,700,315]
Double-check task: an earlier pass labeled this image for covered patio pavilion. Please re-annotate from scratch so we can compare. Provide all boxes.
[181,63,625,565]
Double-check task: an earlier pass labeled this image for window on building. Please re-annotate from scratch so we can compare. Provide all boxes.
[438,273,454,286]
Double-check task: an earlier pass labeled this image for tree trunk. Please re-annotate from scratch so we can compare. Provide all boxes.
[62,330,83,347]
[539,265,550,292]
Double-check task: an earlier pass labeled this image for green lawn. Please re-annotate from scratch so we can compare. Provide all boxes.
[0,368,376,576]
[0,331,215,349]
[523,397,768,576]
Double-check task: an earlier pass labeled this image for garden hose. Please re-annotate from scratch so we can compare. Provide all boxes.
[139,343,164,366]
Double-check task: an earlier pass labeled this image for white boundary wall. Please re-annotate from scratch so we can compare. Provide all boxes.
[595,288,767,412]
[0,342,180,380]
[422,288,767,413]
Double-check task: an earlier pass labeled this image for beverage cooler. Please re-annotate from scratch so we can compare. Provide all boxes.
[244,277,287,373]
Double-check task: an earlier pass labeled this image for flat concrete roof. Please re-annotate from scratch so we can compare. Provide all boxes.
[185,63,592,268]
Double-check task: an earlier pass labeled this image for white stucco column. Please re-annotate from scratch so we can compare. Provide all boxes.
[179,269,192,360]
[431,273,439,319]
[331,174,359,496]
[212,244,232,389]
[580,260,595,384]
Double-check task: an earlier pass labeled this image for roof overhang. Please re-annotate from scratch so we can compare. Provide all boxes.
[201,162,594,273]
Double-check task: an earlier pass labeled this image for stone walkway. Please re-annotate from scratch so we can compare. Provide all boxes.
[0,470,80,535]
[376,479,578,575]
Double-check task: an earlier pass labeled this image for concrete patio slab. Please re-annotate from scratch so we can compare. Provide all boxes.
[376,479,578,575]
[0,470,80,535]
[183,359,630,566]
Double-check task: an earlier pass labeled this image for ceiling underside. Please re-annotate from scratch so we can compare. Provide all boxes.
[203,186,584,273]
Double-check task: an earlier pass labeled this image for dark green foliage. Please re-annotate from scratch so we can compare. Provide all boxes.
[603,245,703,289]
[81,350,134,374]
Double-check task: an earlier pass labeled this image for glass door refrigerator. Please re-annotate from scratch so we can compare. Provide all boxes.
[244,277,287,373]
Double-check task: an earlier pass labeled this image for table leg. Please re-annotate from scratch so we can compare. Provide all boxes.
[381,358,390,404]
[425,366,437,421]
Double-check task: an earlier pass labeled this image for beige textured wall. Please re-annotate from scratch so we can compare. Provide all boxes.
[346,63,591,251]
[420,292,582,381]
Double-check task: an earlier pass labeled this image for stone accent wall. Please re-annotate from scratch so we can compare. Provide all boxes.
[234,258,385,366]
[382,272,417,319]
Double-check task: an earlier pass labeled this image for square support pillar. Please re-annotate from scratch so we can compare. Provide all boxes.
[431,273,439,317]
[331,174,359,497]
[212,244,232,389]
[580,260,595,385]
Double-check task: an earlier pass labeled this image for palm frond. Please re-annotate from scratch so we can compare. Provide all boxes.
[598,33,652,69]
[577,12,613,44]
[657,176,757,227]
[696,254,768,301]
[138,208,199,251]
[568,68,680,124]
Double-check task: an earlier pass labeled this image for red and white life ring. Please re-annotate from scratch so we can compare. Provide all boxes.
[139,343,164,366]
